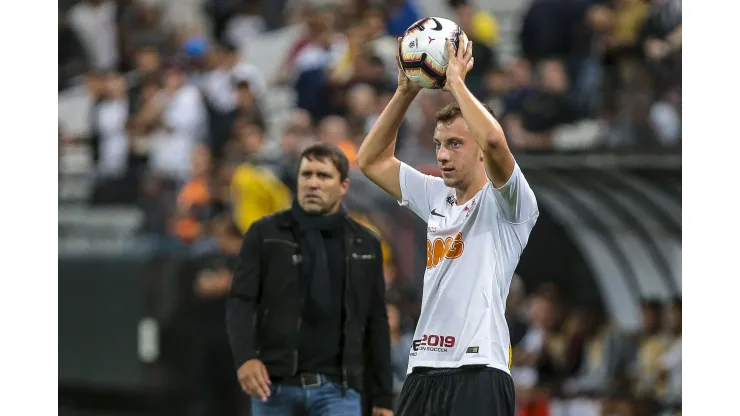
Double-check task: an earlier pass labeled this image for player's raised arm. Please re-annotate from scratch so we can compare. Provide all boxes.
[443,39,515,189]
[356,40,422,201]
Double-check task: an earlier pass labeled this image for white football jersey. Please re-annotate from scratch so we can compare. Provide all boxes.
[398,162,538,375]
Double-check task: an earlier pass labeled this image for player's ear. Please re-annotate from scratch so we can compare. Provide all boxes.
[479,149,484,161]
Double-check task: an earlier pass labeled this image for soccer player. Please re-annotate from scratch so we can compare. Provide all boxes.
[356,38,538,415]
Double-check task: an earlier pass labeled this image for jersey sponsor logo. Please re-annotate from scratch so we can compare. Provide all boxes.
[446,196,456,206]
[466,346,479,354]
[411,334,456,355]
[426,232,464,269]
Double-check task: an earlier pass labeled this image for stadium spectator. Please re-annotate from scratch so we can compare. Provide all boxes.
[519,0,575,64]
[229,160,291,234]
[90,72,145,205]
[235,120,270,162]
[387,301,413,406]
[504,59,580,150]
[362,6,399,78]
[639,0,682,94]
[209,75,265,160]
[66,0,119,71]
[174,144,214,246]
[285,108,316,141]
[659,297,681,411]
[271,109,317,194]
[512,288,565,412]
[223,1,267,53]
[126,44,162,112]
[561,304,633,399]
[94,72,130,183]
[629,299,671,402]
[59,12,89,91]
[649,86,681,146]
[328,20,390,94]
[385,0,421,37]
[118,1,170,71]
[137,171,179,240]
[161,63,209,144]
[318,116,358,168]
[273,126,305,194]
[148,113,200,183]
[204,0,242,42]
[189,215,244,416]
[291,8,347,121]
[448,0,499,98]
[346,83,379,136]
[276,6,335,85]
[506,274,529,348]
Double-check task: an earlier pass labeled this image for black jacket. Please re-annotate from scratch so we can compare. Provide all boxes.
[226,209,394,409]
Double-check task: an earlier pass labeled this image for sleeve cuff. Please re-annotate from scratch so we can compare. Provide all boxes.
[373,393,395,410]
[233,350,256,371]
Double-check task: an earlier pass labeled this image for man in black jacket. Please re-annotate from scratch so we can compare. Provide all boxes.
[226,142,394,416]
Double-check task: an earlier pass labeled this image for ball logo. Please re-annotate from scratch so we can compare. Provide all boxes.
[426,232,464,269]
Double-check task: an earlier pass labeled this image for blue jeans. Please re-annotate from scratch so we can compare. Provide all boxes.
[251,379,361,416]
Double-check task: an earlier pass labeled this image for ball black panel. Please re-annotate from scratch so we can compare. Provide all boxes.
[400,52,447,87]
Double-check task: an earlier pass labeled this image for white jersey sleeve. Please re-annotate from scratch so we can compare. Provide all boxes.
[488,163,539,255]
[491,163,539,224]
[398,162,447,220]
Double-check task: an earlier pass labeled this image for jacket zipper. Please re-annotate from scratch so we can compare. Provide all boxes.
[341,234,352,395]
[288,223,303,377]
[263,238,299,247]
[293,315,302,375]
[255,308,269,358]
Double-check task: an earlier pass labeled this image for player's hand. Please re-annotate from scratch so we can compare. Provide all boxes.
[372,407,394,416]
[396,37,423,96]
[443,38,474,92]
[237,359,272,402]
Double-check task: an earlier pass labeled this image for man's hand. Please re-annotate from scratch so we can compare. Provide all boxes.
[237,359,272,402]
[442,38,474,92]
[372,407,394,416]
[396,37,423,96]
[194,270,232,298]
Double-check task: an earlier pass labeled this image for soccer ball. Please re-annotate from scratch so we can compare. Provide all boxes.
[398,17,468,89]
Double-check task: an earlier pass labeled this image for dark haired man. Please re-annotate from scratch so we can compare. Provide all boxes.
[227,142,394,416]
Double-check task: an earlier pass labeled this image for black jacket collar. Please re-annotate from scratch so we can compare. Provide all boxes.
[275,208,365,244]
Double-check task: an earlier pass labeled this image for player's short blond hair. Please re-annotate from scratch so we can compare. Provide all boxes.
[434,102,496,126]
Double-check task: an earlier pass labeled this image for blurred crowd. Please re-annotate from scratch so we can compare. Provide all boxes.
[58,0,681,415]
[57,0,682,240]
[508,279,682,416]
[57,0,682,270]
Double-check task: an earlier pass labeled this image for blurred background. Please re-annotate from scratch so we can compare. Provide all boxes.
[58,0,681,415]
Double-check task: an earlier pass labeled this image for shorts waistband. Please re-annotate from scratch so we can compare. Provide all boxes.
[411,365,489,376]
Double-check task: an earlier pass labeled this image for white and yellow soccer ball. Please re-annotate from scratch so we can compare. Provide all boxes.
[398,17,468,89]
